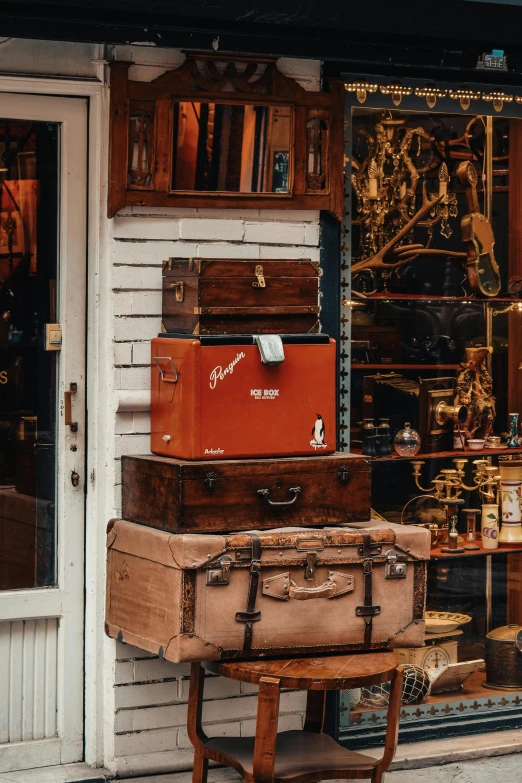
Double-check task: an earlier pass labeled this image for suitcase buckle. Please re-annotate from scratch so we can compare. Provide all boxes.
[305,551,317,580]
[206,555,233,585]
[168,281,185,302]
[384,549,408,579]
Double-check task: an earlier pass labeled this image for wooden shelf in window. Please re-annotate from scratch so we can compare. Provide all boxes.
[354,294,519,302]
[351,364,460,370]
[349,446,522,462]
[430,542,522,559]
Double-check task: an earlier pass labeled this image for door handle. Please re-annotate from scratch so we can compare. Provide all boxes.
[64,382,78,432]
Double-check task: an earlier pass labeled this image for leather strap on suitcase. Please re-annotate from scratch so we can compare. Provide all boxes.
[236,534,262,654]
[356,534,381,649]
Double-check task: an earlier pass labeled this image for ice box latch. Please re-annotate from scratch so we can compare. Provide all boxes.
[255,334,285,366]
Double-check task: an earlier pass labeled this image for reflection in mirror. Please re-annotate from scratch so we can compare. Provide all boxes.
[172,102,291,193]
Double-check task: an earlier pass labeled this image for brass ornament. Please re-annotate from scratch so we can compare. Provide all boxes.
[380,80,413,107]
[448,88,481,111]
[344,79,378,104]
[414,84,447,109]
[483,90,513,112]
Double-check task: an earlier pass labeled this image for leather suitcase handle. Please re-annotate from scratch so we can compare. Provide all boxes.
[257,487,301,507]
[289,579,335,600]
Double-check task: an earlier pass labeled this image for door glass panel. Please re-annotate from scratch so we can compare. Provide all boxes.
[0,119,58,590]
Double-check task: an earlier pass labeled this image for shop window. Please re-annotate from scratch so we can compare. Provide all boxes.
[336,79,522,747]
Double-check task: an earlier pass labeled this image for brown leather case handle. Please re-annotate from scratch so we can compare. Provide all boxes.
[289,580,336,600]
[257,487,301,507]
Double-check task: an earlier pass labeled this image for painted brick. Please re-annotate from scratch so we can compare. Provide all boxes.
[114,434,150,459]
[132,290,162,315]
[114,710,134,733]
[243,221,306,245]
[116,642,155,662]
[132,342,152,365]
[131,702,189,731]
[114,342,132,365]
[112,239,198,265]
[195,242,259,259]
[199,676,241,700]
[177,722,242,750]
[180,218,244,241]
[114,316,160,341]
[113,748,196,776]
[118,366,150,391]
[132,412,151,434]
[131,206,199,217]
[196,208,260,220]
[304,222,321,246]
[114,292,133,316]
[113,266,162,291]
[115,681,180,710]
[115,661,134,685]
[133,657,189,683]
[115,726,178,756]
[115,412,135,434]
[258,209,320,222]
[201,695,258,724]
[258,245,308,259]
[113,216,180,240]
[239,711,303,737]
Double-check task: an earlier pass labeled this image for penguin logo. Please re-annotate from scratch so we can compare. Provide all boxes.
[310,414,327,448]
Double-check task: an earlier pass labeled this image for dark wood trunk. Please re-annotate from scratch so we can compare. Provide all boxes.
[122,453,371,533]
[162,258,319,334]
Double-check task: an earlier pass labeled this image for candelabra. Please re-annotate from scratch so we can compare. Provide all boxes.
[410,458,496,553]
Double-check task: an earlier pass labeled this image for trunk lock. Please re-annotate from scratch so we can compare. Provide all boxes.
[206,555,233,585]
[384,549,408,579]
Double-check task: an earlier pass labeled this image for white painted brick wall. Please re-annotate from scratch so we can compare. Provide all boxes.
[108,49,321,777]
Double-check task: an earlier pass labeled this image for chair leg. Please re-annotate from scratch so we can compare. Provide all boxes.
[187,662,208,747]
[252,676,280,783]
[303,690,326,733]
[373,665,404,781]
[192,746,209,783]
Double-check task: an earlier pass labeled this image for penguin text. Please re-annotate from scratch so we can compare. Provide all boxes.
[209,351,246,389]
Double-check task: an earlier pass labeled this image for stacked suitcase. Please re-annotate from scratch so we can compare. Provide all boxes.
[106,258,430,662]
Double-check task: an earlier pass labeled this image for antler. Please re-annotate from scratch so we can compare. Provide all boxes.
[351,192,445,275]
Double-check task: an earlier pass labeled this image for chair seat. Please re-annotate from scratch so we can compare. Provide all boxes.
[204,730,378,782]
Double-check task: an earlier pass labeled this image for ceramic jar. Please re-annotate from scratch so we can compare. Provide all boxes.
[481,503,499,549]
[498,458,522,544]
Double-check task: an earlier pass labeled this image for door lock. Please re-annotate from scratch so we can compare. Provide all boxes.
[71,471,80,487]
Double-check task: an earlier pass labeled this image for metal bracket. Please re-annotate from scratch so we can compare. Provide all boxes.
[168,281,185,302]
[206,556,233,585]
[305,551,317,581]
[252,264,266,288]
[204,472,219,492]
[153,356,178,383]
[384,548,408,579]
[337,465,350,485]
[357,542,382,557]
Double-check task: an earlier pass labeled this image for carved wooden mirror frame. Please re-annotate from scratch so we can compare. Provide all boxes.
[108,53,344,218]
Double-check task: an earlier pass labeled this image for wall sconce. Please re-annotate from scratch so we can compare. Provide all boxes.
[483,90,513,112]
[380,80,413,106]
[345,79,378,104]
[414,84,447,108]
[449,88,481,110]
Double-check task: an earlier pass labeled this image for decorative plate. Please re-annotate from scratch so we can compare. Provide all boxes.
[425,611,472,634]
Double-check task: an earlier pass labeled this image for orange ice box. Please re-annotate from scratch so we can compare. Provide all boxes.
[151,334,336,460]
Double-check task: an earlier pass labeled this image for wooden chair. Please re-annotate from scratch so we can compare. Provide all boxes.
[187,652,403,783]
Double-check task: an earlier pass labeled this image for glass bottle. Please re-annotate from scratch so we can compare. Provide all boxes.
[393,422,421,457]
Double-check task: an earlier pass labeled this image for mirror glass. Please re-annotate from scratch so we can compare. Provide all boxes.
[172,102,291,193]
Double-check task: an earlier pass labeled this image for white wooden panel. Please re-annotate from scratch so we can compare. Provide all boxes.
[0,620,58,746]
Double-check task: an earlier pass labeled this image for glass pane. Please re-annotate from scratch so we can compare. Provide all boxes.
[0,119,58,590]
[172,102,291,193]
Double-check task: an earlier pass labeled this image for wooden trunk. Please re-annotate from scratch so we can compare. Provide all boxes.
[106,519,430,662]
[162,258,319,334]
[122,453,371,533]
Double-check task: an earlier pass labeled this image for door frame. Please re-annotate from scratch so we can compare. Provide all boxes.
[0,72,112,769]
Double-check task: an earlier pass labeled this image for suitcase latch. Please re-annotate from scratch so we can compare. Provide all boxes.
[168,281,185,302]
[384,549,408,579]
[252,264,266,288]
[206,555,233,585]
[357,542,382,557]
[305,551,317,580]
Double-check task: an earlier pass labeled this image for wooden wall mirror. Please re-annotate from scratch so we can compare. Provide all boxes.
[108,53,344,218]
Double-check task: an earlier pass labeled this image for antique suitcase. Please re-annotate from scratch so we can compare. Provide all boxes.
[106,519,430,662]
[162,258,319,335]
[151,334,336,460]
[122,453,371,533]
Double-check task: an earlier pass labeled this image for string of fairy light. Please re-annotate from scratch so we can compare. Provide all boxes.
[345,79,517,112]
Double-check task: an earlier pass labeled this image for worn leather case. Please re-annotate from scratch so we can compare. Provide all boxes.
[121,453,371,533]
[105,519,430,662]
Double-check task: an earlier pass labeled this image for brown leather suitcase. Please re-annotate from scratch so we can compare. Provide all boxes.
[121,453,371,533]
[162,258,319,335]
[105,519,430,662]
